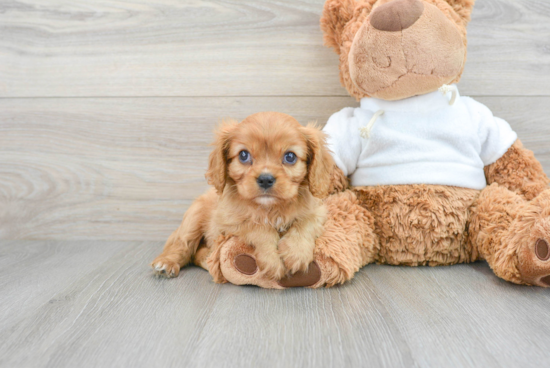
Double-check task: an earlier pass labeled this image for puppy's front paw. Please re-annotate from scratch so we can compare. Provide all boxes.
[256,254,286,280]
[151,257,180,278]
[278,240,315,274]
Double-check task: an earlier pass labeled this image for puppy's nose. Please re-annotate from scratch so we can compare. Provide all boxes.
[370,0,424,32]
[257,174,276,190]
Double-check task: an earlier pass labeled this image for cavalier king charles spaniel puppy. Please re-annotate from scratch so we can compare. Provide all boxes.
[151,112,334,281]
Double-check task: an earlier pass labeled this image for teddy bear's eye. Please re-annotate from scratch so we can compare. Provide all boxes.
[238,150,252,164]
[283,152,297,165]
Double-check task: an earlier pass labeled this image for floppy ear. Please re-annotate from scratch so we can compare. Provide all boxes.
[320,0,356,54]
[300,123,334,199]
[205,120,238,194]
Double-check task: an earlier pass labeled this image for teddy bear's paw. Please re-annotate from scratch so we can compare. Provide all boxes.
[151,257,180,278]
[316,256,354,288]
[518,238,550,287]
[498,190,550,287]
[516,216,550,288]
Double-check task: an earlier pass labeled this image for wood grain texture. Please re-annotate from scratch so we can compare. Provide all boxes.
[1,240,550,368]
[1,96,549,241]
[367,264,550,368]
[0,0,549,97]
[1,96,358,241]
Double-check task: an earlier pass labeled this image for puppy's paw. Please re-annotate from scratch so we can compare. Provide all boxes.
[256,254,286,280]
[151,257,180,278]
[279,240,315,274]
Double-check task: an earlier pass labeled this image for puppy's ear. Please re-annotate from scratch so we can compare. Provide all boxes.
[301,123,334,199]
[205,120,238,194]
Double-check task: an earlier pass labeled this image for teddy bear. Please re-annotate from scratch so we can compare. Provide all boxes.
[188,0,550,288]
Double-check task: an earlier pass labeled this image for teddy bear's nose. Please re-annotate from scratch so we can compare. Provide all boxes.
[370,0,424,32]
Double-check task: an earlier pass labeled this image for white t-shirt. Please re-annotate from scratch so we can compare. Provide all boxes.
[323,87,517,190]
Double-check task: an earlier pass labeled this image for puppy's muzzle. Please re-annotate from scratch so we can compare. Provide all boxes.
[257,173,276,190]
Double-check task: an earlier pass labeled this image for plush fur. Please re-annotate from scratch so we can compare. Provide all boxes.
[151,112,332,281]
[484,140,550,201]
[165,0,550,289]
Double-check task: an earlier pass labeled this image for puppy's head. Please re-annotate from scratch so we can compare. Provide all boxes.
[205,112,333,206]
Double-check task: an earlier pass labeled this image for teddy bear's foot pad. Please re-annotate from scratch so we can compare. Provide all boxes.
[535,239,550,286]
[233,253,321,287]
[277,262,322,288]
[535,239,550,261]
[234,254,258,275]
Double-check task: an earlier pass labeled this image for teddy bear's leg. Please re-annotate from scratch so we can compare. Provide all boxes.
[309,190,379,287]
[468,184,550,286]
[191,235,325,288]
[214,190,379,288]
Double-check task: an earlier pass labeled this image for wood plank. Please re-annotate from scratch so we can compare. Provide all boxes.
[0,0,549,98]
[191,270,416,368]
[365,263,550,368]
[0,240,222,367]
[1,96,549,241]
[0,240,131,334]
[1,240,550,367]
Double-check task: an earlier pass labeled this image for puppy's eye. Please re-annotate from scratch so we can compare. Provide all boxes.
[283,151,297,165]
[238,150,252,164]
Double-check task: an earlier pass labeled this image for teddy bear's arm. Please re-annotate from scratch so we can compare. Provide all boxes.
[322,107,363,195]
[484,139,550,200]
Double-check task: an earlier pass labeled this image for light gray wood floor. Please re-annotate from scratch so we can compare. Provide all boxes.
[1,240,550,368]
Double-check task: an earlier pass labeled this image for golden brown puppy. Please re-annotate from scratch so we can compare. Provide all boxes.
[151,112,334,281]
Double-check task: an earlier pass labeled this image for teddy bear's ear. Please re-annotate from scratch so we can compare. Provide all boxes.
[446,0,476,24]
[320,0,357,54]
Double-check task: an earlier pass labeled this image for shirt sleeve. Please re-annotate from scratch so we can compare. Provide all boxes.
[464,97,518,166]
[322,107,362,177]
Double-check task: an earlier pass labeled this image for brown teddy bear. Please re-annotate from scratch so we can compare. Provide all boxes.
[175,0,550,288]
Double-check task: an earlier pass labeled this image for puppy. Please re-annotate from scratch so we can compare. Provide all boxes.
[151,112,334,281]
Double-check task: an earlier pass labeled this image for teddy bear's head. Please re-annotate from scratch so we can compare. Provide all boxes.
[321,0,475,101]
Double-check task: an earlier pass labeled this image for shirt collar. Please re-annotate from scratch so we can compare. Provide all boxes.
[360,85,461,113]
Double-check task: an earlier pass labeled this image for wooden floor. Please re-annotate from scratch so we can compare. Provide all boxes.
[1,240,549,368]
[1,0,550,367]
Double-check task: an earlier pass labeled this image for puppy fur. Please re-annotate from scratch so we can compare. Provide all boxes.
[151,112,333,281]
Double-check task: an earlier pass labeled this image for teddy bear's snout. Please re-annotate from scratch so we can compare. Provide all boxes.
[370,0,424,32]
[347,0,466,100]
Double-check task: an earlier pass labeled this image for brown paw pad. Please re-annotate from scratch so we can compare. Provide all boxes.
[540,275,550,287]
[535,239,550,261]
[233,254,258,275]
[277,262,321,288]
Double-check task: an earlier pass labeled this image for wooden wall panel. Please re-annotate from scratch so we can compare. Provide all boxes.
[1,96,549,240]
[0,0,549,97]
